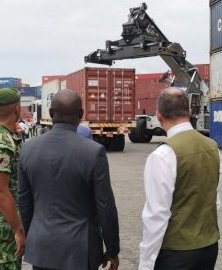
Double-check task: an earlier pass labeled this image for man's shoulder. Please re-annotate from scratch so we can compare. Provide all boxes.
[79,135,103,150]
[0,128,15,152]
[151,142,175,159]
[21,132,49,150]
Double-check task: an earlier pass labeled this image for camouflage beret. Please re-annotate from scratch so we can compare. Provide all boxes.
[0,88,20,107]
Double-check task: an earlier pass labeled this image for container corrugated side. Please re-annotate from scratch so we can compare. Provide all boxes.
[84,68,111,122]
[61,67,136,122]
[210,100,222,147]
[41,79,61,122]
[19,87,39,98]
[210,51,222,99]
[135,98,157,115]
[110,69,135,121]
[135,79,166,99]
[195,64,210,80]
[210,0,222,53]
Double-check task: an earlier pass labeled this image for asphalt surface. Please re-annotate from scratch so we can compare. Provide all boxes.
[22,136,222,270]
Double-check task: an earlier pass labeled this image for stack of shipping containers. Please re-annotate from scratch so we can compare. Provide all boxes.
[135,66,209,116]
[210,0,222,147]
[18,86,42,122]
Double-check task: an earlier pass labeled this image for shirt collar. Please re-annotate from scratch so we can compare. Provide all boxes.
[167,122,193,138]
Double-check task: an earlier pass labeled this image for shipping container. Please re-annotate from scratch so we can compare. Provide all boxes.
[210,51,222,99]
[42,75,64,84]
[61,67,135,122]
[195,64,210,80]
[0,77,22,89]
[37,86,42,99]
[210,0,222,53]
[135,73,168,114]
[136,98,157,115]
[21,96,36,107]
[41,79,61,123]
[210,100,222,147]
[19,86,41,99]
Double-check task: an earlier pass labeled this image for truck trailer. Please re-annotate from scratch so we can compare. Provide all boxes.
[31,67,136,151]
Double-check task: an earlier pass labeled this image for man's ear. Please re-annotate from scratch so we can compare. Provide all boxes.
[49,108,53,119]
[156,110,163,125]
[15,102,21,122]
[79,108,84,119]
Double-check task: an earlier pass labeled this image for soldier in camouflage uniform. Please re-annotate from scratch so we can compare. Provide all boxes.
[0,88,25,270]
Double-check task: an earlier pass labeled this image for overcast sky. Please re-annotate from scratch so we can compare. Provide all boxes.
[0,0,209,85]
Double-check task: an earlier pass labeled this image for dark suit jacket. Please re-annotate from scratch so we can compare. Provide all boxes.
[18,123,119,270]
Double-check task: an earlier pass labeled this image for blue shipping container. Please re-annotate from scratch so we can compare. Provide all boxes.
[210,100,222,148]
[18,86,40,98]
[0,77,21,88]
[210,0,222,53]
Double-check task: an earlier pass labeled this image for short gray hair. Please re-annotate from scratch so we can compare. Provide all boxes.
[157,87,189,119]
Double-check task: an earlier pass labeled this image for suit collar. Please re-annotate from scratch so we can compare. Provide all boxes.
[52,123,77,132]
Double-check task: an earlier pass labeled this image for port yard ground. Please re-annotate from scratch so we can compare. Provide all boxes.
[22,137,222,270]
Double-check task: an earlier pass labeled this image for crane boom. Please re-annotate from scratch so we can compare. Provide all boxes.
[85,2,209,136]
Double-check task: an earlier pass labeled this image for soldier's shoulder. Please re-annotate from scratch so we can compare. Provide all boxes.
[0,129,15,152]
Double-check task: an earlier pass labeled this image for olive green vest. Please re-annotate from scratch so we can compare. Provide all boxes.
[162,129,220,250]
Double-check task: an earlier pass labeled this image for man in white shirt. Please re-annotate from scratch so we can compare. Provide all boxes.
[139,87,221,270]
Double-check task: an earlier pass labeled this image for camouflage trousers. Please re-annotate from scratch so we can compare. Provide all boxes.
[0,260,21,270]
[0,217,22,270]
[0,240,22,270]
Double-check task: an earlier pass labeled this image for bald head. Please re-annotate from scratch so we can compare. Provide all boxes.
[157,87,189,120]
[49,89,83,125]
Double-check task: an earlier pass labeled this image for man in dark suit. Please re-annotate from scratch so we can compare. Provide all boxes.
[18,89,120,270]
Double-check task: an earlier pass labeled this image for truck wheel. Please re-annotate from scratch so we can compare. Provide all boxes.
[107,135,125,152]
[93,135,112,150]
[128,128,140,143]
[135,119,152,143]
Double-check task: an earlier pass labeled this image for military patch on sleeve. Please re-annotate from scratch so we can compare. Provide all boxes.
[0,153,10,169]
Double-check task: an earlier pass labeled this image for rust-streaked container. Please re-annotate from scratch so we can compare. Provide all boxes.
[61,67,135,122]
[42,75,64,84]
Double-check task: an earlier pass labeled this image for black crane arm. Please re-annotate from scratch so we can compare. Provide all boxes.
[85,2,206,94]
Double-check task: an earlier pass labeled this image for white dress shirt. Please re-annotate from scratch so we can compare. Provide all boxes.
[138,122,222,270]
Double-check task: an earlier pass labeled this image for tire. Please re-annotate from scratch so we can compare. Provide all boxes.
[93,135,112,150]
[135,119,152,143]
[107,135,125,152]
[128,128,140,143]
